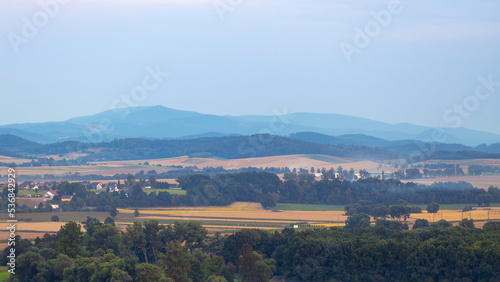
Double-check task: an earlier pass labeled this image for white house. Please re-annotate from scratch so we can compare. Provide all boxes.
[44,190,57,201]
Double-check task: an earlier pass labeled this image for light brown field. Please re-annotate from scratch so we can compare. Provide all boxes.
[0,222,87,240]
[1,203,499,240]
[43,153,89,161]
[9,152,500,184]
[411,207,500,222]
[119,202,348,225]
[102,154,355,170]
[0,231,49,240]
[138,216,297,224]
[0,222,69,240]
[0,155,31,164]
[0,222,70,232]
[114,202,500,233]
[12,164,175,177]
[10,154,390,179]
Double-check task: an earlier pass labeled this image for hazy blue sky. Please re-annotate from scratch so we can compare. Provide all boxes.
[2,0,500,133]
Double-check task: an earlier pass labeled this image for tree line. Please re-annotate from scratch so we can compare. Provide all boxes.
[3,217,500,281]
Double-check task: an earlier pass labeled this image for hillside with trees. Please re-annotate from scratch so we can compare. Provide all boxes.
[3,133,500,166]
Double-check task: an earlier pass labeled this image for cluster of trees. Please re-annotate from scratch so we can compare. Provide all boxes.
[468,165,500,176]
[421,163,458,169]
[179,173,500,207]
[3,218,274,282]
[424,150,500,160]
[4,218,500,281]
[342,200,442,230]
[344,200,422,221]
[277,175,499,206]
[393,166,465,179]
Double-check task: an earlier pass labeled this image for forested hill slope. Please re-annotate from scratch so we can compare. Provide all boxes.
[77,134,400,162]
[2,133,500,163]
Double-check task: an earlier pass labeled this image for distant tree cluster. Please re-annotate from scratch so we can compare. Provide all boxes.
[468,165,500,176]
[394,165,465,179]
[344,200,421,222]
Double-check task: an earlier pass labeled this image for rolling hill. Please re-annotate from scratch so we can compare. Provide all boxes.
[1,105,499,146]
[1,133,500,164]
[0,133,402,162]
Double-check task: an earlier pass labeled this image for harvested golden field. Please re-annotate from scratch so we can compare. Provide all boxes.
[119,202,348,224]
[0,211,131,240]
[2,203,499,240]
[138,216,297,224]
[0,155,31,164]
[119,202,500,232]
[0,222,87,240]
[411,207,500,222]
[0,231,48,240]
[0,222,70,232]
[13,163,175,177]
[95,154,381,171]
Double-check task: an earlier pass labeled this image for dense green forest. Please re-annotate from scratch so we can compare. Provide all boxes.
[0,134,400,162]
[78,135,400,162]
[3,218,500,281]
[3,133,500,166]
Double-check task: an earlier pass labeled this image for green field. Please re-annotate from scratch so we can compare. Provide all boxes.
[145,189,186,195]
[0,269,9,281]
[276,203,345,211]
[17,190,44,197]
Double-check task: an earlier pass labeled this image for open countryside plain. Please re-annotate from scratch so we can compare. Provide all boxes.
[10,154,500,182]
[2,202,499,240]
[9,154,388,177]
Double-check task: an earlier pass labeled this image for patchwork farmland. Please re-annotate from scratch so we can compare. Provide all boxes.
[1,202,499,241]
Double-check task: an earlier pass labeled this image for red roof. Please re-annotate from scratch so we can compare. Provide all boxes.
[48,190,57,195]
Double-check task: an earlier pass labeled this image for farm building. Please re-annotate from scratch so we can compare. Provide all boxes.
[19,181,37,190]
[61,195,73,202]
[108,182,118,192]
[44,190,58,200]
[91,182,103,190]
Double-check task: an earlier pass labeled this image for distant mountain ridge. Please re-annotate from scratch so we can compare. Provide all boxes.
[1,105,499,146]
